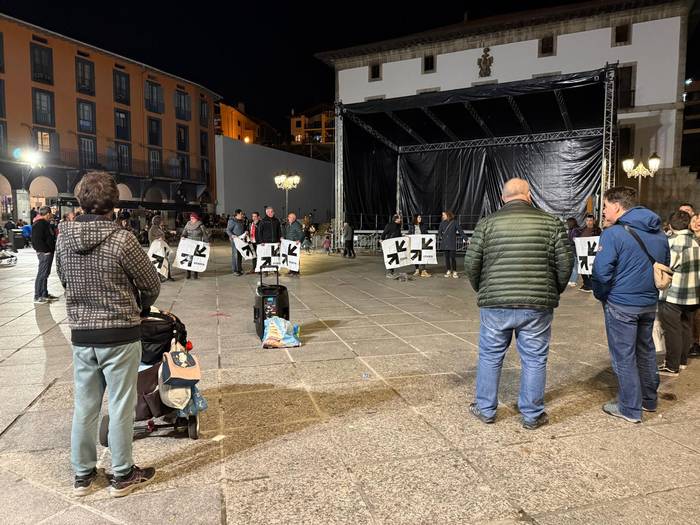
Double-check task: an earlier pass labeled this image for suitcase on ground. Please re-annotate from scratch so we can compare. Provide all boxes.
[254,270,289,339]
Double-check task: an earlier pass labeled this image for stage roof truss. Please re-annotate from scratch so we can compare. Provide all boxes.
[464,101,494,137]
[506,96,532,135]
[386,111,427,144]
[554,89,574,131]
[421,107,460,141]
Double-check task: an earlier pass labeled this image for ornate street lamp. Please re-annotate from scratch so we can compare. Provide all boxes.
[622,150,661,200]
[274,171,301,216]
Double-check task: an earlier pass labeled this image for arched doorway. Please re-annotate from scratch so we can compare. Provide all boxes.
[117,183,133,201]
[144,186,164,203]
[29,176,59,210]
[0,173,12,219]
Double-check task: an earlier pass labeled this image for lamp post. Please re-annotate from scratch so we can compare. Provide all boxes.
[274,171,301,216]
[622,150,661,202]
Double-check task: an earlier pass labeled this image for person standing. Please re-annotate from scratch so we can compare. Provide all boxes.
[226,209,246,276]
[566,217,579,287]
[56,171,160,497]
[657,211,700,376]
[181,212,209,280]
[381,214,403,278]
[410,215,430,277]
[256,207,282,244]
[148,215,173,282]
[247,211,261,274]
[592,186,670,423]
[31,206,58,304]
[283,212,304,276]
[464,179,573,430]
[574,214,602,292]
[30,207,37,223]
[342,222,355,258]
[438,210,466,279]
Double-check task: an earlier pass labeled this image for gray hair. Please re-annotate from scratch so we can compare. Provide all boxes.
[38,205,51,215]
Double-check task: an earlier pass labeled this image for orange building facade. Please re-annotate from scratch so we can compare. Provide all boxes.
[215,102,259,144]
[0,14,221,222]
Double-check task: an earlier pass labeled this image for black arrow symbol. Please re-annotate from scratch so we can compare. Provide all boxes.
[282,254,289,265]
[181,254,194,266]
[194,245,207,258]
[261,256,273,267]
[271,246,280,257]
[422,238,434,250]
[388,253,399,265]
[411,250,422,261]
[151,254,164,268]
[242,244,253,257]
[586,241,597,256]
[287,245,298,257]
[579,255,589,271]
[395,240,407,253]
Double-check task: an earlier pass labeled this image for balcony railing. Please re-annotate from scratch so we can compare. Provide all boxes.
[145,99,165,114]
[176,108,192,121]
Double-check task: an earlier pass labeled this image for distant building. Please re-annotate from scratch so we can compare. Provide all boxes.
[682,79,700,174]
[290,104,335,145]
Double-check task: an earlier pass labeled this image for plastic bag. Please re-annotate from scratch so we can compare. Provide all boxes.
[176,385,208,417]
[262,316,301,348]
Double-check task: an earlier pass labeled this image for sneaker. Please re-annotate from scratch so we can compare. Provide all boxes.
[109,465,156,498]
[680,364,688,370]
[444,271,451,278]
[579,287,593,293]
[658,365,679,377]
[45,294,59,301]
[642,406,656,413]
[413,269,420,276]
[452,271,459,279]
[688,344,700,358]
[34,297,48,304]
[468,403,495,424]
[73,468,98,496]
[420,270,431,277]
[567,282,577,288]
[385,272,394,279]
[522,412,549,430]
[602,402,641,423]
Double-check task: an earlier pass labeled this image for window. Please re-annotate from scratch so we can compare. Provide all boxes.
[176,125,188,151]
[0,33,4,73]
[113,70,130,104]
[369,63,381,81]
[148,118,161,146]
[114,109,130,141]
[30,44,53,84]
[618,126,634,173]
[200,131,208,157]
[0,79,5,119]
[237,120,241,127]
[201,157,209,179]
[77,100,96,134]
[32,89,55,127]
[75,58,95,95]
[148,149,162,177]
[175,91,191,120]
[618,65,635,109]
[145,81,164,113]
[539,35,555,57]
[35,130,52,153]
[199,99,209,127]
[115,142,131,173]
[614,24,631,45]
[0,122,6,157]
[423,55,435,73]
[176,154,189,178]
[78,135,97,168]
[295,120,302,128]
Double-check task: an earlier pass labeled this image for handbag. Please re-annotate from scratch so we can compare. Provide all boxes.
[161,338,201,387]
[623,226,673,290]
[158,365,192,409]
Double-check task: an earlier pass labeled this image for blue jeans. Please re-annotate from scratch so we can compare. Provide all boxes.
[476,308,553,423]
[71,341,141,477]
[231,241,242,273]
[34,252,53,299]
[603,302,659,419]
[569,257,579,284]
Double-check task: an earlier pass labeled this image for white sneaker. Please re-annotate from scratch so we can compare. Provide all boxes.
[452,271,459,279]
[413,269,420,276]
[444,271,451,278]
[421,270,431,277]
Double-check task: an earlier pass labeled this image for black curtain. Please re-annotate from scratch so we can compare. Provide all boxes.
[398,137,602,228]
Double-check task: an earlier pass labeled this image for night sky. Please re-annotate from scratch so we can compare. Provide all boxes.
[1,1,697,133]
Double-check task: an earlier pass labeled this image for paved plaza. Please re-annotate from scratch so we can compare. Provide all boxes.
[1,244,699,524]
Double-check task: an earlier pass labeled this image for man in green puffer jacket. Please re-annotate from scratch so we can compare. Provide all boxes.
[464,178,573,430]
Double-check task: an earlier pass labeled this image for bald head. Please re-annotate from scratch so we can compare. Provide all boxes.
[502,178,531,203]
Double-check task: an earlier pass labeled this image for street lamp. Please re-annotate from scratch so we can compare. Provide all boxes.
[274,171,301,217]
[622,150,661,200]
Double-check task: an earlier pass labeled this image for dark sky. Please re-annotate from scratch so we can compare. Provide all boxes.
[1,1,697,132]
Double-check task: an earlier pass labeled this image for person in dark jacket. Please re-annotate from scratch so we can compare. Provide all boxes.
[56,171,160,497]
[438,210,466,278]
[410,215,430,277]
[464,179,573,430]
[226,209,247,276]
[381,214,403,278]
[31,206,57,304]
[342,222,355,258]
[574,214,602,292]
[283,212,304,276]
[592,186,671,423]
[181,212,209,280]
[247,211,261,273]
[566,217,579,287]
[256,207,282,244]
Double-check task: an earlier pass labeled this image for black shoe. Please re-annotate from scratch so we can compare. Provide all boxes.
[688,344,700,358]
[45,294,59,301]
[522,412,549,430]
[109,465,156,498]
[193,273,199,279]
[73,468,98,496]
[469,403,495,424]
[186,273,191,279]
[234,271,243,276]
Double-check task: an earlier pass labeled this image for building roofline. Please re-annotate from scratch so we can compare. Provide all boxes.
[0,12,223,100]
[315,0,683,66]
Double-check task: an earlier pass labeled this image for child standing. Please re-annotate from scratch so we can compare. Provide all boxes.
[323,235,331,255]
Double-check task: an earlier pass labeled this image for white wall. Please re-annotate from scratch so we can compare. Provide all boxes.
[215,136,334,221]
[338,17,681,106]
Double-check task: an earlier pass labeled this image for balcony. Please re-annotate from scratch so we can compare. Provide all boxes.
[145,99,165,114]
[176,108,192,121]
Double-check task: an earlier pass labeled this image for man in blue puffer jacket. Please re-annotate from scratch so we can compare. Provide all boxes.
[592,186,670,424]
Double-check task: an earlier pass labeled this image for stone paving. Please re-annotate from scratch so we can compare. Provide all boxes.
[1,244,699,524]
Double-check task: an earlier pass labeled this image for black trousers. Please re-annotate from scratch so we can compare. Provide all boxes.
[444,250,457,272]
[581,275,592,290]
[658,301,697,370]
[343,240,355,257]
[34,252,53,299]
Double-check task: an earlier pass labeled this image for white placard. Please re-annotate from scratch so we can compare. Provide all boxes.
[408,234,437,265]
[574,236,600,276]
[381,237,410,270]
[281,239,301,272]
[147,239,171,278]
[255,243,281,273]
[234,233,256,260]
[173,238,210,273]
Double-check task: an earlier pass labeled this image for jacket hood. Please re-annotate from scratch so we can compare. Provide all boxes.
[617,206,661,233]
[185,220,202,231]
[60,218,119,255]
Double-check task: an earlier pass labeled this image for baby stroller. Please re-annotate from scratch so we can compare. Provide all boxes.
[0,233,17,267]
[98,309,203,446]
